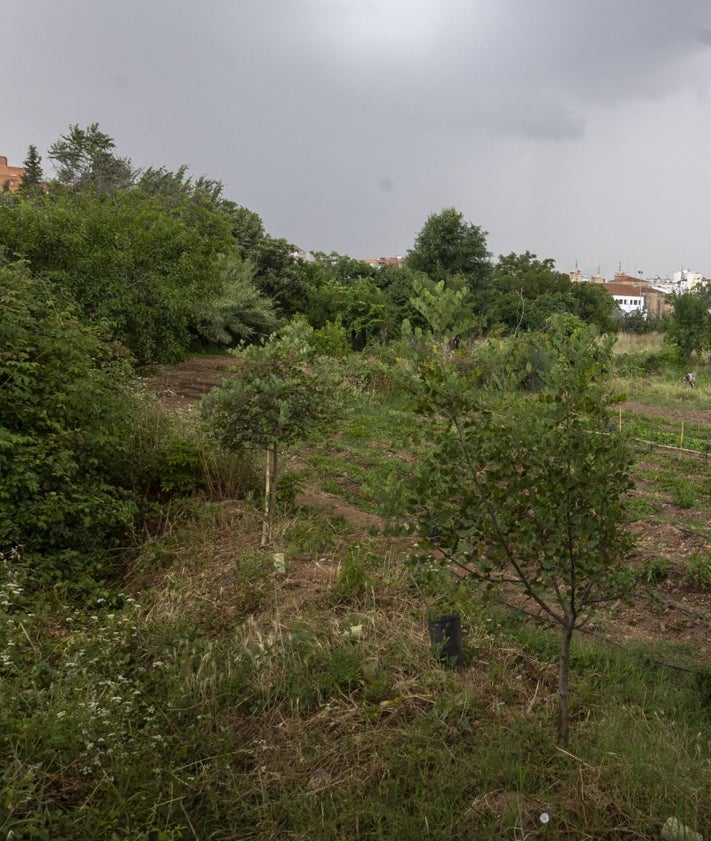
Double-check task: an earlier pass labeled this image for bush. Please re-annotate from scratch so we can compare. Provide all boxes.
[0,262,142,582]
[612,348,677,376]
[311,320,351,358]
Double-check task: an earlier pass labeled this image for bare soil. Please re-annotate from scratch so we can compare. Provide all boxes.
[141,354,242,411]
[144,356,711,661]
[620,399,711,428]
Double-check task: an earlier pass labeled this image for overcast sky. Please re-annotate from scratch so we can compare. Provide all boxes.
[3,0,711,279]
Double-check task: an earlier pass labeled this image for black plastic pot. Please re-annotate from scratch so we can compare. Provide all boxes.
[428,613,462,667]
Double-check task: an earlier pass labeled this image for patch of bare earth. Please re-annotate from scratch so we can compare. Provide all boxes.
[620,399,711,428]
[142,354,242,411]
[143,357,711,660]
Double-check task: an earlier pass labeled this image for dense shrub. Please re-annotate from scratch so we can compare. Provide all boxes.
[0,261,145,582]
[612,348,678,376]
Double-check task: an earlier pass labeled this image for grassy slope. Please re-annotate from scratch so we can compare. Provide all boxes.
[3,350,711,840]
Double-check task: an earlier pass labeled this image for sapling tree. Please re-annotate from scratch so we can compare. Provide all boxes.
[407,315,636,745]
[200,318,342,545]
[402,274,477,344]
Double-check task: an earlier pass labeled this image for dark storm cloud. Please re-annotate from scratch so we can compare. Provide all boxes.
[3,0,711,273]
[262,0,711,140]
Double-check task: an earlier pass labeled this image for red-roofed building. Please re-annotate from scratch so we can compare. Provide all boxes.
[599,277,668,320]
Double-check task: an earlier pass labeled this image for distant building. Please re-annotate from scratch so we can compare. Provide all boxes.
[598,274,668,320]
[602,282,646,317]
[363,256,405,269]
[642,270,707,296]
[569,265,604,284]
[672,269,706,293]
[569,265,584,283]
[0,155,25,192]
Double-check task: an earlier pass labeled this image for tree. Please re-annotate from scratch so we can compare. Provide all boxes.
[570,281,622,334]
[485,252,571,332]
[0,177,236,364]
[406,208,491,294]
[228,204,266,257]
[404,274,477,343]
[335,278,393,348]
[665,291,711,365]
[200,318,342,545]
[48,123,136,193]
[18,145,44,194]
[372,263,426,330]
[195,252,277,346]
[312,251,378,283]
[406,315,635,745]
[251,236,316,318]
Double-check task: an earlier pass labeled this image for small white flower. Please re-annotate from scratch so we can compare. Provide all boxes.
[539,812,550,825]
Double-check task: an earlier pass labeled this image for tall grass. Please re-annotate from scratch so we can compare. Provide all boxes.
[613,331,665,355]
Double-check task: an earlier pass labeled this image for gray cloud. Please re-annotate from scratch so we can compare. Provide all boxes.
[3,0,711,276]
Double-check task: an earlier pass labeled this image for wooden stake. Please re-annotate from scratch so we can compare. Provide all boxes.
[261,442,280,547]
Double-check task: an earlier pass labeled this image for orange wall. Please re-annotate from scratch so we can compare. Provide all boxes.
[0,156,25,191]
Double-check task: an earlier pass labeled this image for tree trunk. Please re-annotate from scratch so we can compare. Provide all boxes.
[557,621,575,747]
[261,443,278,546]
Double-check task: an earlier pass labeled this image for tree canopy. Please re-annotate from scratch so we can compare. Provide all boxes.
[665,290,711,364]
[48,123,137,193]
[406,207,491,294]
[18,145,44,194]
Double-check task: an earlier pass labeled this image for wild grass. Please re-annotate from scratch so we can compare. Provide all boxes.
[612,331,665,355]
[303,389,418,515]
[619,412,711,453]
[4,352,711,839]
[6,540,711,840]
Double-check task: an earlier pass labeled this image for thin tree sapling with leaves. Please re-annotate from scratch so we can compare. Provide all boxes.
[407,315,636,746]
[199,318,342,546]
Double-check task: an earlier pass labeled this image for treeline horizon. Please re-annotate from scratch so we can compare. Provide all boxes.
[1,123,636,369]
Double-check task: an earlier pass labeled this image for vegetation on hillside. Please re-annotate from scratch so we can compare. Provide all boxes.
[2,123,711,838]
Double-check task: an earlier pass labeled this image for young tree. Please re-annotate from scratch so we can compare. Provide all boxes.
[403,274,477,343]
[200,318,341,545]
[407,315,635,745]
